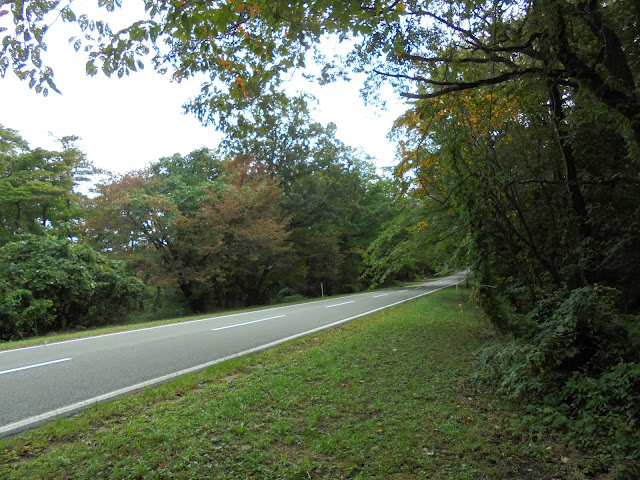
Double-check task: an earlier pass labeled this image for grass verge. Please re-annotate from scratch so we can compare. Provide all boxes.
[0,288,585,479]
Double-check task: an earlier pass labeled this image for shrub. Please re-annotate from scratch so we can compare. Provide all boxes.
[276,287,308,304]
[0,235,145,340]
[477,286,640,471]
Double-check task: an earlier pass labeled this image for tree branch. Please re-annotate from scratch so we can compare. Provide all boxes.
[411,9,485,50]
[373,68,543,99]
[507,177,640,188]
[399,53,517,68]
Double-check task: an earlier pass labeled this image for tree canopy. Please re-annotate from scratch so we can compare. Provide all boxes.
[0,125,89,245]
[0,127,144,339]
[4,1,639,142]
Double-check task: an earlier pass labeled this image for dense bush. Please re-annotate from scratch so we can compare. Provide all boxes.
[0,235,145,340]
[477,286,640,471]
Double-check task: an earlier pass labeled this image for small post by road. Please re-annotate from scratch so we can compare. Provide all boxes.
[321,282,324,298]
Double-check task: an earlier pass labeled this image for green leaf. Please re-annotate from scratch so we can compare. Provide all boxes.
[86,60,98,76]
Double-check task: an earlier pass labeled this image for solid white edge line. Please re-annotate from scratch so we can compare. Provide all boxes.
[211,315,286,331]
[0,358,72,376]
[0,279,462,438]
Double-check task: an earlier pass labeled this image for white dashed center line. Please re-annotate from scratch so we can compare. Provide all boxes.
[0,358,72,376]
[211,315,286,331]
[325,301,355,308]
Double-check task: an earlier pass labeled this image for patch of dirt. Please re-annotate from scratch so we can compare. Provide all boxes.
[219,373,239,383]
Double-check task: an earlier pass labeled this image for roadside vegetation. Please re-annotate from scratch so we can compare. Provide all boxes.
[0,120,433,342]
[0,288,595,479]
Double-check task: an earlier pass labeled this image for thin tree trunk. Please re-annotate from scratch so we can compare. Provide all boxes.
[548,81,592,241]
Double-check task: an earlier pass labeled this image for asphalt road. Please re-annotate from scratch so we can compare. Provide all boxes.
[0,273,466,437]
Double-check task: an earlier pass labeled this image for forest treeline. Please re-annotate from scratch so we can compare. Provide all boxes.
[0,95,435,340]
[2,0,640,474]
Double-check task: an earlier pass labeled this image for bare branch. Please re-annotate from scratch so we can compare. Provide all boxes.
[507,177,640,187]
[412,9,485,50]
[400,53,517,67]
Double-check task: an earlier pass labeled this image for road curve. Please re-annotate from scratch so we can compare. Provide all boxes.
[0,273,466,437]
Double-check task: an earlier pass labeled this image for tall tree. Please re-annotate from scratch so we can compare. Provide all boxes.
[6,1,638,142]
[85,151,290,311]
[0,125,89,244]
[384,42,640,467]
[220,93,398,296]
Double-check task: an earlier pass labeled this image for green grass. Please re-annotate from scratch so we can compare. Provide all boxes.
[0,288,584,479]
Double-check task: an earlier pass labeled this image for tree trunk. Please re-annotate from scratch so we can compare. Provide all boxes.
[548,81,592,242]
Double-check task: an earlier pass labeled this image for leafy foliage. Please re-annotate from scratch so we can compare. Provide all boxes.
[221,85,446,298]
[0,234,144,340]
[0,127,143,340]
[8,0,640,143]
[362,198,442,287]
[477,286,640,467]
[393,76,640,469]
[85,100,397,308]
[85,151,291,311]
[220,93,399,296]
[0,125,89,245]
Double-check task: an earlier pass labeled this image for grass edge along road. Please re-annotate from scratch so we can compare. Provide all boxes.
[1,288,585,479]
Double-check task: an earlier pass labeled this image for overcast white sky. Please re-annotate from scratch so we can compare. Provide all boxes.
[0,3,407,176]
